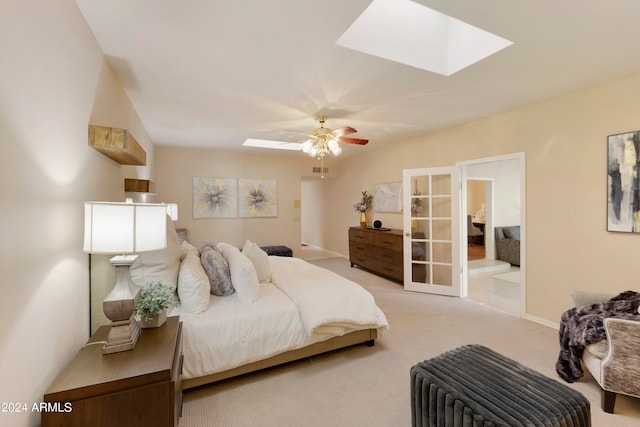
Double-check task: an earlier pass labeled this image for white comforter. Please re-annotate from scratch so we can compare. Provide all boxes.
[171,256,388,380]
[269,256,389,340]
[171,281,312,379]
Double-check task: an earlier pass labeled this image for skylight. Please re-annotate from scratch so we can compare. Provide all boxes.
[243,139,303,151]
[336,0,513,76]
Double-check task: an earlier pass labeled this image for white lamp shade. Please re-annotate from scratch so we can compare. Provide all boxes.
[83,202,168,254]
[165,203,178,221]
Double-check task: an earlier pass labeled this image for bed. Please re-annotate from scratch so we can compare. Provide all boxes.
[138,225,389,390]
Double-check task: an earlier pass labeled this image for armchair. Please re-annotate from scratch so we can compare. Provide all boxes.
[494,226,520,266]
[571,290,640,413]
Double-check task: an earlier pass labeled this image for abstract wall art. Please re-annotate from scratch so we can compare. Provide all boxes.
[193,177,237,218]
[239,179,278,217]
[374,182,403,213]
[607,131,640,233]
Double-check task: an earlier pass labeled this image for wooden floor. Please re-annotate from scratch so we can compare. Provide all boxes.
[468,244,485,260]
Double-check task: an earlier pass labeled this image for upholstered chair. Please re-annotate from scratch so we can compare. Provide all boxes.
[571,290,640,413]
[494,226,520,266]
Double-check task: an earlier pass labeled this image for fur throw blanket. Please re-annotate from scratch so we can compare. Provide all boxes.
[556,291,640,383]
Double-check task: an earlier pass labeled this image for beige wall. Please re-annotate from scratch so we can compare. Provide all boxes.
[467,180,486,218]
[319,72,640,324]
[0,2,154,426]
[154,147,323,256]
[152,72,640,326]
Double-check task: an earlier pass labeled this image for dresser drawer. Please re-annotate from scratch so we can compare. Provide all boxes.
[373,246,403,264]
[349,239,371,254]
[349,227,370,244]
[349,248,372,268]
[372,233,402,249]
[377,263,403,281]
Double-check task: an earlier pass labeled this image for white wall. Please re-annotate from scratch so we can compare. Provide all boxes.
[465,159,520,227]
[0,2,153,426]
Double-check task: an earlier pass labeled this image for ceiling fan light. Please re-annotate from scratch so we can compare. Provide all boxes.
[302,140,313,153]
[328,138,342,155]
[308,145,318,157]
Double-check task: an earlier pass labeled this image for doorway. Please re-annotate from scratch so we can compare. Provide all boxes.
[459,153,525,317]
[466,179,490,261]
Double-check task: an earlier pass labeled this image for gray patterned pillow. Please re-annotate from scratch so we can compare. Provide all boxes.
[199,242,234,296]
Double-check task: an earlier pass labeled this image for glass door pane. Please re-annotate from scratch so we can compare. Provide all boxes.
[403,167,460,296]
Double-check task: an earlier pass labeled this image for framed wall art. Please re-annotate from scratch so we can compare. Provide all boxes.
[374,182,403,213]
[192,177,237,218]
[239,179,278,217]
[607,131,640,233]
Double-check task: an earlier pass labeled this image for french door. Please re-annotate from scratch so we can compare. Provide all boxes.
[402,167,461,296]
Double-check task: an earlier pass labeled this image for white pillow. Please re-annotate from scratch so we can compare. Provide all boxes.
[131,216,181,292]
[242,240,272,283]
[177,251,210,313]
[216,242,260,303]
[180,240,199,260]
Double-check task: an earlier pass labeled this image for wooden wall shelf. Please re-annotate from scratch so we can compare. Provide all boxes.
[89,125,146,165]
[124,179,155,193]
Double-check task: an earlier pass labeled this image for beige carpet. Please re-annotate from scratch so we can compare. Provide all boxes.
[181,257,640,426]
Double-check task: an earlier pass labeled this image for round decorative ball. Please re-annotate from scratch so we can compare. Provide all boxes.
[373,220,382,229]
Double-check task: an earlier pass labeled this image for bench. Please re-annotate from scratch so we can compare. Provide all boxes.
[410,345,590,426]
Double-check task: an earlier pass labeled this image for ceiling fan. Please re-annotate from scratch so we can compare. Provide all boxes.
[286,116,368,159]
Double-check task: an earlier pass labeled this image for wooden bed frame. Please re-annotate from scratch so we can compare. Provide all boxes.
[182,328,377,390]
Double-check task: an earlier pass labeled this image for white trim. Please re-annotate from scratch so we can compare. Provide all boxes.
[525,314,559,331]
[457,152,526,318]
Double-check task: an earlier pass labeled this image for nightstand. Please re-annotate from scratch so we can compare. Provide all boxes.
[42,316,183,427]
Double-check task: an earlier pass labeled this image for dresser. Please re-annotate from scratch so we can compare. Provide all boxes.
[349,226,403,282]
[42,316,183,427]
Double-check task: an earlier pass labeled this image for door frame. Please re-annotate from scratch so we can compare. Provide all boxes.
[457,152,526,317]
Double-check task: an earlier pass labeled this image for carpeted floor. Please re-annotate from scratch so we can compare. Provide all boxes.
[181,257,640,426]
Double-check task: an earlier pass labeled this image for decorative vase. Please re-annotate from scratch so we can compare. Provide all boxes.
[140,310,167,328]
[360,211,367,228]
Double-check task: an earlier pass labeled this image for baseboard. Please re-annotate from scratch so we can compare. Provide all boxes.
[525,313,559,330]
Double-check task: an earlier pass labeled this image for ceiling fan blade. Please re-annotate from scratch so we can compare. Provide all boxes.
[284,129,313,137]
[338,137,368,145]
[331,126,357,137]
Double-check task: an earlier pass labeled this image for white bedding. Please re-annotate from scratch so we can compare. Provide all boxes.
[269,256,389,340]
[171,255,388,381]
[171,281,312,380]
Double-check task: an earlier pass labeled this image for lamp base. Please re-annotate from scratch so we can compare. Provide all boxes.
[103,255,140,355]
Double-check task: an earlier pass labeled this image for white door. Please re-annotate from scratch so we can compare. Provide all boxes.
[403,167,460,296]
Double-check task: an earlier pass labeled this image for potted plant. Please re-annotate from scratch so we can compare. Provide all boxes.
[134,281,175,328]
[353,190,373,227]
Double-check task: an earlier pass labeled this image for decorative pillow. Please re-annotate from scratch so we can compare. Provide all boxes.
[217,242,260,303]
[177,251,210,313]
[242,239,272,283]
[570,290,615,307]
[130,215,181,292]
[199,242,234,296]
[503,227,520,240]
[180,240,199,260]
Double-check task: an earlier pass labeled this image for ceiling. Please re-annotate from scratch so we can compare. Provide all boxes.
[75,0,640,158]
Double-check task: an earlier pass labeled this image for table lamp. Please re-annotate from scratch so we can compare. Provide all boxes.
[84,200,168,354]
